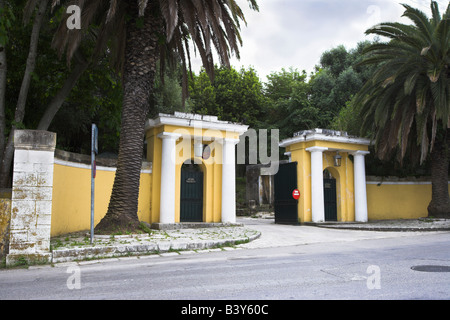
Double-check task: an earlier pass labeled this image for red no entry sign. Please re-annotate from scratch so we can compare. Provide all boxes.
[292,189,300,200]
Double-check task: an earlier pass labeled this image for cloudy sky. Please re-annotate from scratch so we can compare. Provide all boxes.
[189,0,448,82]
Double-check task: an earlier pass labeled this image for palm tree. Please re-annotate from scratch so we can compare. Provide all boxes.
[355,1,449,217]
[41,0,259,233]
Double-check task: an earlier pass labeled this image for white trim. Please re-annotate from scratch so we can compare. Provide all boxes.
[309,147,325,222]
[353,152,368,222]
[350,150,370,156]
[146,113,249,135]
[216,137,241,145]
[280,132,371,148]
[284,152,291,162]
[159,132,178,224]
[221,137,237,223]
[157,132,182,140]
[54,158,152,174]
[367,181,450,185]
[305,146,328,153]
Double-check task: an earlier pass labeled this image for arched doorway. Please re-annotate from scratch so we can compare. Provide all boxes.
[323,169,337,221]
[180,161,204,222]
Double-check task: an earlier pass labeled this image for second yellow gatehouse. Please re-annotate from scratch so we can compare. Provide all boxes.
[279,129,371,223]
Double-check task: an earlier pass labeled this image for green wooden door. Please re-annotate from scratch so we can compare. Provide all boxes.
[323,178,337,221]
[180,165,203,222]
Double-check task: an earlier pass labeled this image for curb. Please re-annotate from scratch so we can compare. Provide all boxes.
[302,219,450,232]
[51,230,261,264]
[315,225,450,232]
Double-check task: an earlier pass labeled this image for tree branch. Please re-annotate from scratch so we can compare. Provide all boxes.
[37,51,89,130]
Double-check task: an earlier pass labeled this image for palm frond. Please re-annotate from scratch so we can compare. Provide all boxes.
[401,3,434,43]
[356,1,449,165]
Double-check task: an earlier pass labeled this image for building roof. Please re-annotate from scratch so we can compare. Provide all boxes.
[146,112,249,134]
[279,128,371,148]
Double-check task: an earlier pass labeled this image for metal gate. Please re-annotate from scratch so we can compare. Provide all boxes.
[180,164,203,222]
[274,162,298,224]
[323,178,337,221]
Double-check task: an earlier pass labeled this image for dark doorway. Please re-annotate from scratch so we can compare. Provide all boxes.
[180,163,203,222]
[274,162,299,224]
[323,171,337,221]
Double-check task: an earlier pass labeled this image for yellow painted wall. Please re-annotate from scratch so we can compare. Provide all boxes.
[0,193,11,257]
[51,162,151,236]
[367,181,450,220]
[146,127,162,224]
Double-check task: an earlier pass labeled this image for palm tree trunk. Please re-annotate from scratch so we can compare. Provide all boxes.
[95,4,161,233]
[427,129,450,218]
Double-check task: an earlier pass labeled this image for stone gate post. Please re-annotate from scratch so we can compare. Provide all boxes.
[6,130,56,266]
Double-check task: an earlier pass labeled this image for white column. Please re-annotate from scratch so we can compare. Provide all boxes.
[306,146,328,222]
[221,138,240,224]
[352,150,370,222]
[158,132,181,224]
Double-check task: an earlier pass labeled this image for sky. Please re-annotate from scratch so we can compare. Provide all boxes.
[189,0,448,82]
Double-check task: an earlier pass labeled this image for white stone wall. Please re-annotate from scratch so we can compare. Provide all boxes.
[6,130,56,266]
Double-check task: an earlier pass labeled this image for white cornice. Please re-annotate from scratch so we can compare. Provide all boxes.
[279,129,371,148]
[146,112,249,135]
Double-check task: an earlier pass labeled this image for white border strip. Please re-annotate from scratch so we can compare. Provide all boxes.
[367,181,450,185]
[54,158,152,174]
[279,134,371,148]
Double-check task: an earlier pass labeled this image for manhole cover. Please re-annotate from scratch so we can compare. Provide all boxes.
[411,265,450,272]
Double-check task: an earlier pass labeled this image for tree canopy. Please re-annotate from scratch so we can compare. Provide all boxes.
[354,1,449,216]
[1,0,445,191]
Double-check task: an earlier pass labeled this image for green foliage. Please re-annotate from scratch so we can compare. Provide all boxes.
[149,62,184,118]
[49,61,123,154]
[310,41,376,125]
[0,1,15,46]
[3,0,442,188]
[2,0,124,155]
[264,68,322,140]
[354,1,450,166]
[188,65,268,129]
[320,45,348,78]
[330,98,361,136]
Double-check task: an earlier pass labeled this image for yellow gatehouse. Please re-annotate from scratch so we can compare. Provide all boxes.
[145,112,248,228]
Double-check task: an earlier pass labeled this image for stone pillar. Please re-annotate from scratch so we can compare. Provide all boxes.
[158,132,181,224]
[306,146,328,222]
[221,138,240,224]
[6,130,56,266]
[352,150,370,222]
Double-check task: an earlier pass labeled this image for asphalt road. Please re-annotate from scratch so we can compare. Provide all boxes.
[1,219,449,303]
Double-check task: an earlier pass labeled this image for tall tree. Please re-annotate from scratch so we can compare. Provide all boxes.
[265,68,322,140]
[1,1,97,187]
[0,0,14,160]
[310,41,377,125]
[47,0,259,233]
[355,1,449,217]
[0,0,48,187]
[189,65,267,129]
